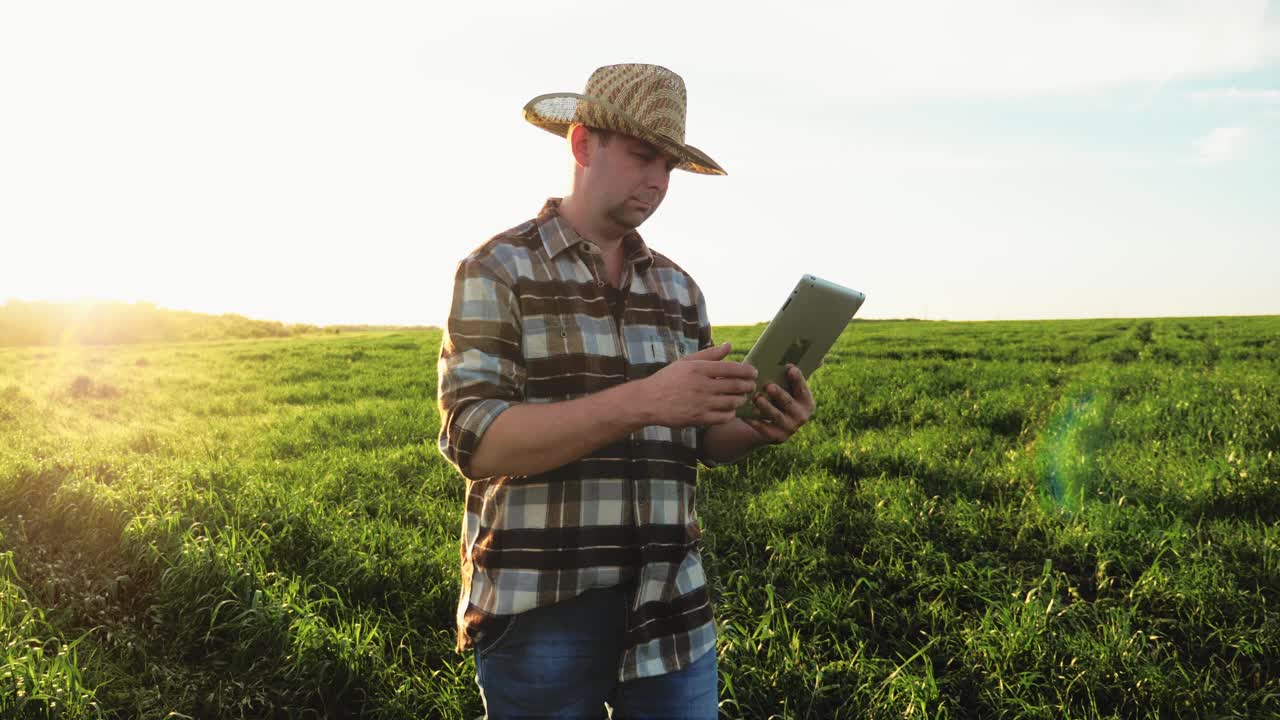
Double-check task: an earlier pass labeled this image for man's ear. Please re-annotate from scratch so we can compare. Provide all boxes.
[569,124,592,168]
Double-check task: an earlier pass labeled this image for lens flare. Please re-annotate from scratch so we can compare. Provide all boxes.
[1037,389,1110,514]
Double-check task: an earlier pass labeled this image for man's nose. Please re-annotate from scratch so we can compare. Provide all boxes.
[648,162,670,192]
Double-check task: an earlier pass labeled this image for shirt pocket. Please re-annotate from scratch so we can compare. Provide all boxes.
[646,325,686,365]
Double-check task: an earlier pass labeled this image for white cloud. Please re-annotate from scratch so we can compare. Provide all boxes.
[289,1,1280,102]
[1188,88,1280,103]
[1193,126,1251,163]
[661,0,1278,99]
[789,138,1157,174]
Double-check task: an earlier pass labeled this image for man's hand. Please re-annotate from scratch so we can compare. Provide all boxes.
[640,342,758,428]
[742,363,816,445]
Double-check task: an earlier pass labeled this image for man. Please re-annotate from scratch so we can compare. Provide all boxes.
[437,63,817,718]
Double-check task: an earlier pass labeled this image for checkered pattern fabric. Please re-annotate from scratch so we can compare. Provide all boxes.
[523,63,726,176]
[437,198,719,682]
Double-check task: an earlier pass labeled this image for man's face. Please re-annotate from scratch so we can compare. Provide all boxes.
[587,131,679,232]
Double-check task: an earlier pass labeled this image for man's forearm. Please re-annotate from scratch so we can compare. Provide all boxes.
[703,418,769,466]
[468,380,653,479]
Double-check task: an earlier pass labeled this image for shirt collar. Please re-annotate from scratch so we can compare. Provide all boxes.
[536,197,655,274]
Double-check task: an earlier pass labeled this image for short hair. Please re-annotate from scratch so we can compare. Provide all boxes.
[590,126,614,146]
[569,123,614,147]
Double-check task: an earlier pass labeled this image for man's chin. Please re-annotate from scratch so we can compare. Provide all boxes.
[608,207,653,231]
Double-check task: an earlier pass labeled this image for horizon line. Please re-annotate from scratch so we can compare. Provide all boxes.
[3,297,1279,329]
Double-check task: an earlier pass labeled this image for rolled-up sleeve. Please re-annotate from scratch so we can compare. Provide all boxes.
[691,283,719,469]
[437,258,524,480]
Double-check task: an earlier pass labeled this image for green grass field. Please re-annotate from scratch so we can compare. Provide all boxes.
[1,316,1278,718]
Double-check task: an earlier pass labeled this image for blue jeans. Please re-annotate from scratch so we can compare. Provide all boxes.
[473,585,718,719]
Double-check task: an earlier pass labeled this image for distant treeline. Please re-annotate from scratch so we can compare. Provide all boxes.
[0,301,433,347]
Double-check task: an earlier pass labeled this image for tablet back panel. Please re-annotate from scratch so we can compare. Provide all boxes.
[736,275,865,418]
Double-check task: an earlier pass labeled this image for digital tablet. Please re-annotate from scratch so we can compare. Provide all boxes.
[735,274,866,419]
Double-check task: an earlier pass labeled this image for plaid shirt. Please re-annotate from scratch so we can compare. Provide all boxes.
[437,198,718,681]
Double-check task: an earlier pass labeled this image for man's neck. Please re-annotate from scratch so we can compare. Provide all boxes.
[558,194,625,254]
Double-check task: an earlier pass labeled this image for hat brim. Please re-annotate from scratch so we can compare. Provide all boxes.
[523,92,726,176]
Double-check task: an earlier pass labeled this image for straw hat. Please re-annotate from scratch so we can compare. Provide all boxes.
[523,63,725,176]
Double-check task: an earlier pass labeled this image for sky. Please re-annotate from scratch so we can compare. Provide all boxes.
[1,1,1278,327]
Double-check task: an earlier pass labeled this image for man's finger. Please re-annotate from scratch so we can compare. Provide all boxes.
[787,364,814,405]
[767,383,804,421]
[702,409,737,425]
[767,383,794,408]
[759,389,801,433]
[696,360,757,379]
[714,410,739,425]
[709,377,758,396]
[710,394,745,412]
[745,418,785,444]
[754,393,785,425]
[682,342,731,361]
